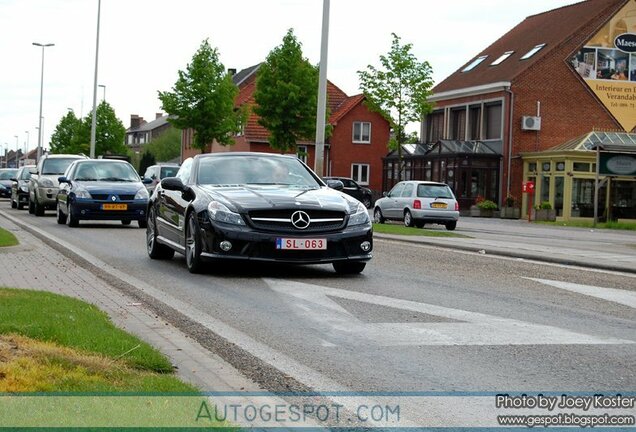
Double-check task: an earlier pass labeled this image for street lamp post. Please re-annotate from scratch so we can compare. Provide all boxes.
[2,143,7,168]
[90,0,102,159]
[33,42,54,164]
[14,135,19,168]
[98,84,106,102]
[314,0,330,177]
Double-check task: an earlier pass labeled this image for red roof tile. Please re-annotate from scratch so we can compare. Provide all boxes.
[329,94,366,124]
[433,0,627,94]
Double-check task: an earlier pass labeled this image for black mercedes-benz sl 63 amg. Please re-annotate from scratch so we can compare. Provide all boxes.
[146,152,373,274]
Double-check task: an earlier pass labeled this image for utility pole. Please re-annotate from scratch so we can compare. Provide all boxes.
[314,0,330,177]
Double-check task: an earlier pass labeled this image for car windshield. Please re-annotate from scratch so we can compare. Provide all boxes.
[42,158,79,175]
[0,169,17,180]
[73,161,140,182]
[197,156,320,188]
[160,166,179,178]
[20,169,32,180]
[417,184,454,199]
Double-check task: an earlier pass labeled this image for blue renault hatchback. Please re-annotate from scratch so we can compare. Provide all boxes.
[56,159,150,228]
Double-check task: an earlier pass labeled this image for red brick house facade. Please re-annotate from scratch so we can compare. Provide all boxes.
[415,0,636,216]
[181,64,390,192]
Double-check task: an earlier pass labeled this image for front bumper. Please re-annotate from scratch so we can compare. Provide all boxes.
[70,199,148,221]
[198,217,373,264]
[37,186,59,208]
[0,187,10,198]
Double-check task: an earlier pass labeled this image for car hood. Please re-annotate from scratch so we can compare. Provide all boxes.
[0,180,13,188]
[75,181,144,194]
[198,185,355,213]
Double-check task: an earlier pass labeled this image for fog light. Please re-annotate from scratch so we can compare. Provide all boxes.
[81,210,87,215]
[220,241,232,252]
[140,210,145,215]
[360,241,371,252]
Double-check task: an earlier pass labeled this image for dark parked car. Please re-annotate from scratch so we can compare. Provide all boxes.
[56,159,150,228]
[0,168,18,199]
[146,153,373,274]
[323,176,374,208]
[10,165,35,209]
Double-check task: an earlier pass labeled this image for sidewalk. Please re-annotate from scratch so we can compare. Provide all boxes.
[375,217,636,274]
[0,215,259,392]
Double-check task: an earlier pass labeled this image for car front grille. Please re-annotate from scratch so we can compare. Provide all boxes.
[247,209,347,233]
[90,194,136,201]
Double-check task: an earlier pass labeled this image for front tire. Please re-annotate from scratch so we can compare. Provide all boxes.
[362,196,372,209]
[185,212,204,273]
[373,208,385,224]
[66,203,79,227]
[28,198,35,214]
[445,221,457,231]
[138,218,147,229]
[333,261,366,274]
[415,221,425,228]
[11,196,17,209]
[56,201,67,225]
[34,195,44,216]
[146,207,174,260]
[404,210,415,227]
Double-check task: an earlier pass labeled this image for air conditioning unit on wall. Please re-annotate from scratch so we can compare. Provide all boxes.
[522,116,541,131]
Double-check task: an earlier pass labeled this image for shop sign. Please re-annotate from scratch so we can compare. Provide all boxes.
[569,1,636,132]
[599,153,636,176]
[614,33,636,53]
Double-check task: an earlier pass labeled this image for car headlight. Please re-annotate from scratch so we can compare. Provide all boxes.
[348,202,370,226]
[20,185,29,192]
[73,187,91,199]
[39,178,55,188]
[135,188,149,200]
[208,201,244,225]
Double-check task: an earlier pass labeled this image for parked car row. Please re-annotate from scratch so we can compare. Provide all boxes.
[3,152,375,274]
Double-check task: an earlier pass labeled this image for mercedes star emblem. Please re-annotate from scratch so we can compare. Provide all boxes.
[291,211,310,230]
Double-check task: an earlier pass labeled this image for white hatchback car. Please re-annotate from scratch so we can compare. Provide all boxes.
[373,181,459,230]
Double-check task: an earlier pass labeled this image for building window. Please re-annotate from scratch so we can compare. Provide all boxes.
[556,161,565,171]
[483,102,502,140]
[296,145,308,164]
[353,122,371,143]
[491,51,514,66]
[427,111,444,142]
[521,43,546,60]
[127,134,133,145]
[468,105,481,140]
[462,55,488,72]
[528,162,537,173]
[352,164,369,185]
[542,162,551,172]
[450,107,466,140]
[573,162,590,172]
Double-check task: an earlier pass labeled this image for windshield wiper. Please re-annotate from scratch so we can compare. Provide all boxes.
[75,178,98,181]
[100,177,134,182]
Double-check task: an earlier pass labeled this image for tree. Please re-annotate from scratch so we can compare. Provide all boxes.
[144,127,181,162]
[138,151,156,177]
[254,29,319,153]
[64,102,127,156]
[358,33,434,181]
[158,39,242,153]
[50,110,82,154]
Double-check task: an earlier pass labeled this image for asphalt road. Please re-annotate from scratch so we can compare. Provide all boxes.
[5,204,636,393]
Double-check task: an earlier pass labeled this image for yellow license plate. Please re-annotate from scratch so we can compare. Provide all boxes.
[102,203,128,210]
[431,202,447,209]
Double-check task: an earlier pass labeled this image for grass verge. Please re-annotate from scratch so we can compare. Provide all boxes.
[373,223,470,238]
[536,220,636,231]
[0,227,18,247]
[0,288,196,392]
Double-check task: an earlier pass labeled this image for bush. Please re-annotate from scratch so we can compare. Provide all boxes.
[477,199,498,210]
[505,194,517,208]
[540,201,552,210]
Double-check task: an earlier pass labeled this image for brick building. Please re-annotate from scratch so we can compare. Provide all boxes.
[412,0,636,219]
[181,64,390,192]
[125,113,172,153]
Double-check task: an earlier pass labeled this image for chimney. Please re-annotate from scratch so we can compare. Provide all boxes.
[228,68,237,76]
[156,112,163,120]
[130,114,142,129]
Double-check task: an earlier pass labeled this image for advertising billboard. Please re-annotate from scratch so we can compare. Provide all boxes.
[570,0,636,132]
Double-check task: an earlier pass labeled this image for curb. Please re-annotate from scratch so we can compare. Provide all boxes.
[373,233,636,275]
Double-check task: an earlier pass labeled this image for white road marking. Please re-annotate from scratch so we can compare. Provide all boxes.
[527,278,636,309]
[264,279,634,346]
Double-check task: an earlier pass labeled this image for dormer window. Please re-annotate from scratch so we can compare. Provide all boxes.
[520,43,546,60]
[491,51,514,66]
[461,55,488,72]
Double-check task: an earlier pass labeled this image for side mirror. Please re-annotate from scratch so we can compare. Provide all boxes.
[161,177,185,191]
[10,178,17,182]
[325,179,344,191]
[383,192,388,197]
[142,177,153,185]
[29,168,38,175]
[58,176,70,184]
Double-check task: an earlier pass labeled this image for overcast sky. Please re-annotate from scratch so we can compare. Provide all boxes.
[0,0,581,155]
